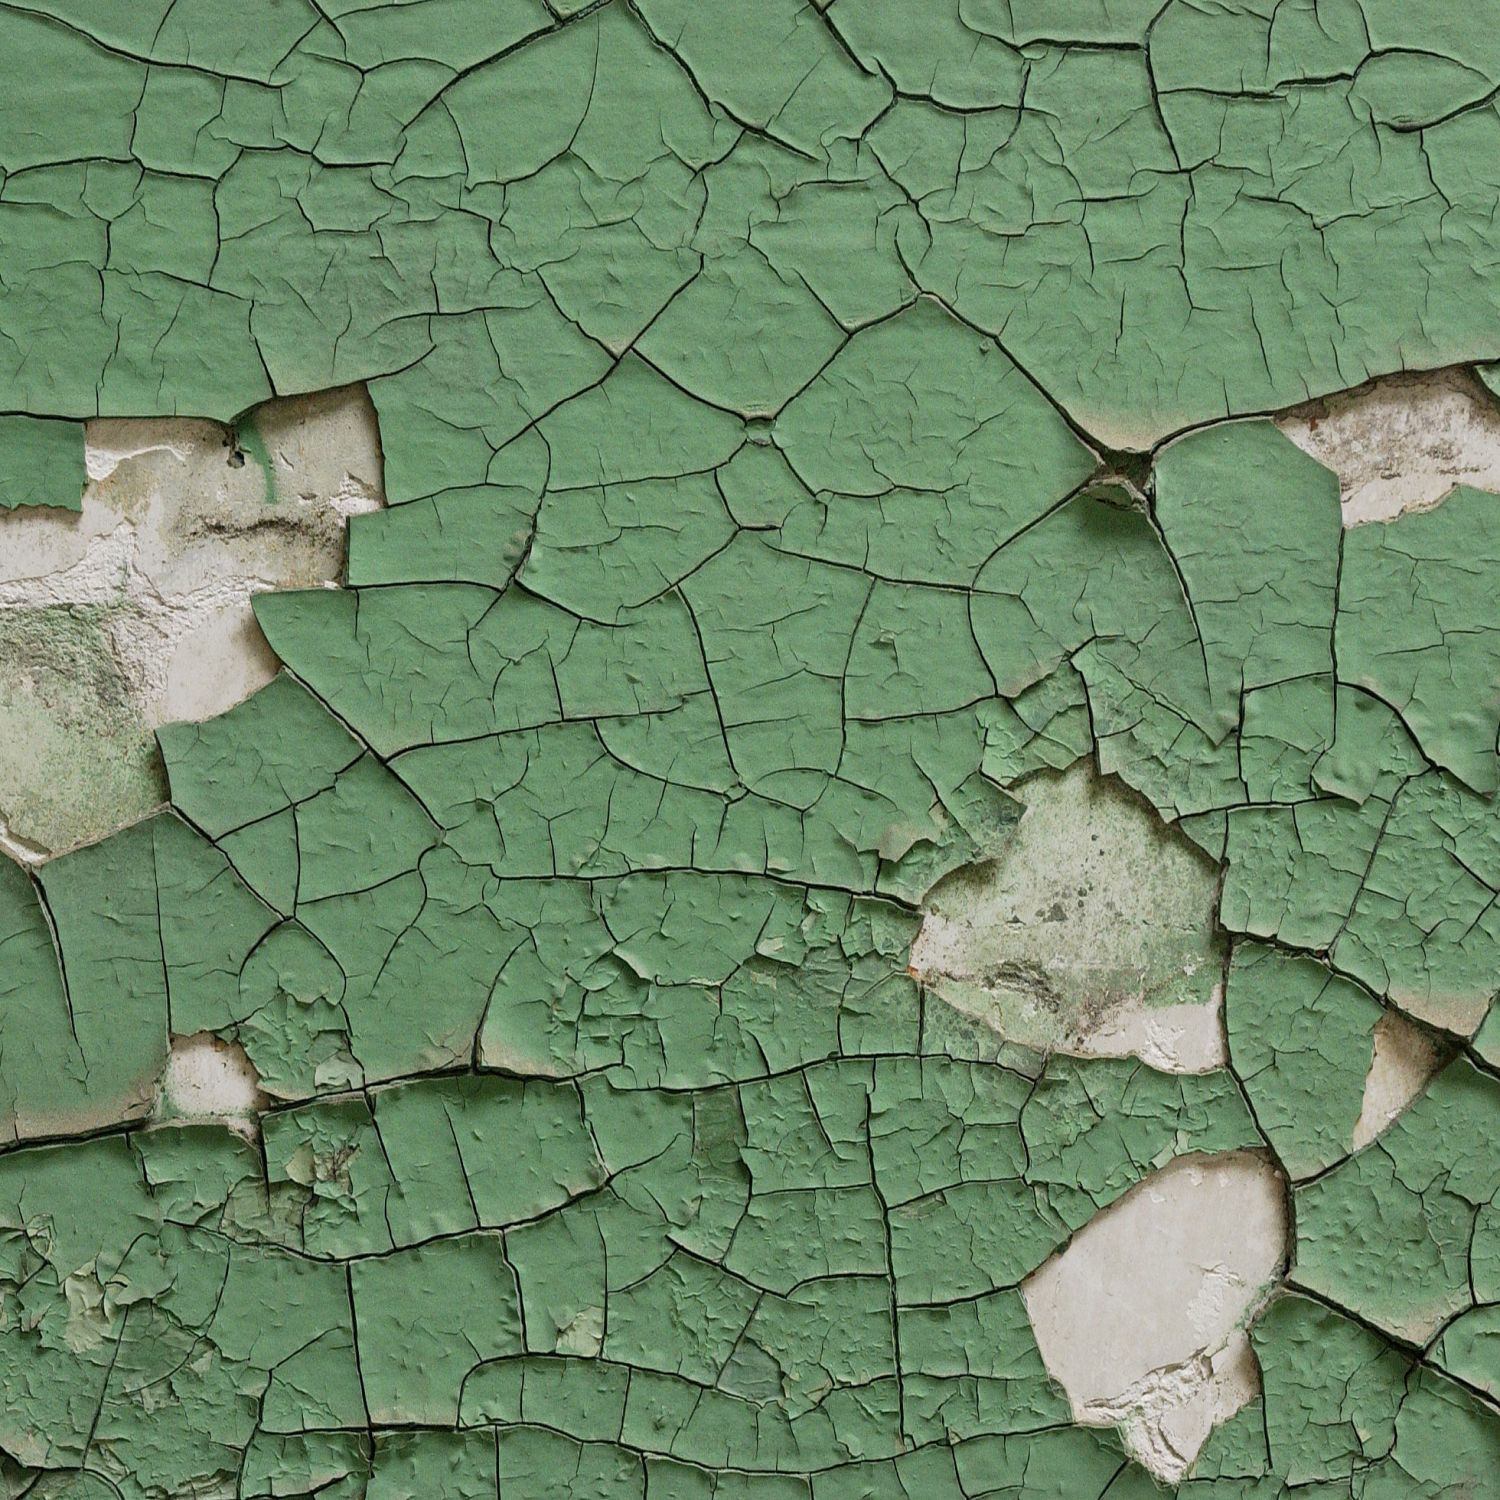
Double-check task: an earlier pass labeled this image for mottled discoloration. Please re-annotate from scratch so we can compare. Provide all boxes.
[0,388,381,856]
[911,762,1227,1072]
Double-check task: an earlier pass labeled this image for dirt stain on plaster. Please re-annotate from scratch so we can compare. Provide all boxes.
[0,386,383,860]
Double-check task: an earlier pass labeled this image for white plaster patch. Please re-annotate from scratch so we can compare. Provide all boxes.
[910,762,1227,1072]
[1351,1010,1450,1152]
[1022,1150,1288,1483]
[0,385,383,857]
[157,1033,266,1133]
[1276,367,1500,525]
[1078,995,1229,1076]
[83,423,192,484]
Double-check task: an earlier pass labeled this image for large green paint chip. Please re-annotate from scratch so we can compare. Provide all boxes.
[0,416,84,511]
[1,2,1499,1496]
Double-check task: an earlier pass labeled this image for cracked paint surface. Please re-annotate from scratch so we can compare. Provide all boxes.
[0,2,1497,1497]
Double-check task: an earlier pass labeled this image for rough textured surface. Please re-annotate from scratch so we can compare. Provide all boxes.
[0,3,1498,1497]
[1279,369,1500,525]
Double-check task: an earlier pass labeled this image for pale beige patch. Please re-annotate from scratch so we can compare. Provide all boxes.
[158,1033,267,1134]
[910,762,1227,1072]
[1351,1010,1450,1151]
[1276,368,1500,525]
[1022,1150,1288,1483]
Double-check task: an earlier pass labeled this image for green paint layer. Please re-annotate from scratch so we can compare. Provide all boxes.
[0,3,1498,1496]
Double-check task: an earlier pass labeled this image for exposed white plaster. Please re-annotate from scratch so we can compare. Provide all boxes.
[83,424,192,484]
[1075,995,1229,1076]
[1276,368,1500,525]
[1351,1010,1450,1152]
[1022,1150,1288,1483]
[910,762,1227,1072]
[157,1033,266,1134]
[0,386,383,857]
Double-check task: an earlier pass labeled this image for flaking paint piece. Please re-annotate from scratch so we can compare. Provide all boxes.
[0,416,86,512]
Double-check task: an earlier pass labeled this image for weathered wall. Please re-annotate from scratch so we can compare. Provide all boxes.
[0,4,1498,1498]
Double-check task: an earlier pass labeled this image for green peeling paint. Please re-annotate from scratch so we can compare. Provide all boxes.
[0,2,1498,1496]
[0,415,85,512]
